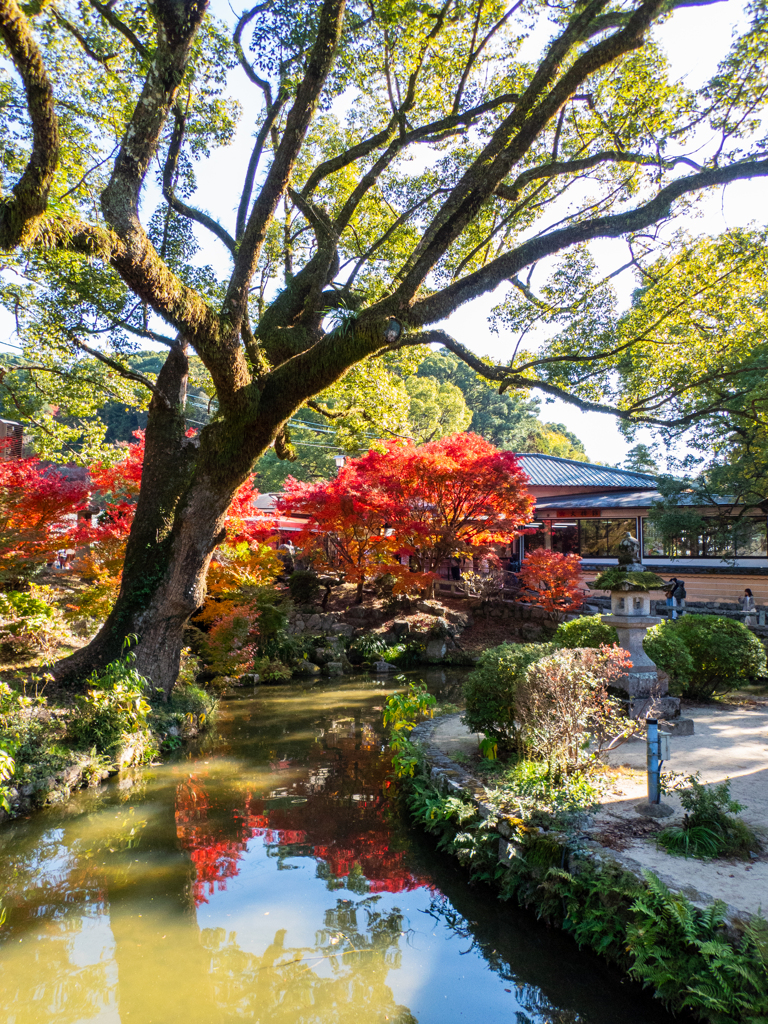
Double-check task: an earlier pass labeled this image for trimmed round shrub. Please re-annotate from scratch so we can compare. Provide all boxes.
[552,614,618,649]
[643,621,694,689]
[664,614,766,698]
[462,642,554,744]
[288,570,321,605]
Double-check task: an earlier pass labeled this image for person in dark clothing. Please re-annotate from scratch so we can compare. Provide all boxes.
[671,578,686,618]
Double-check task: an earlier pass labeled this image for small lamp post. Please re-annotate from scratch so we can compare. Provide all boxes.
[591,531,681,721]
[333,454,346,476]
[638,719,673,818]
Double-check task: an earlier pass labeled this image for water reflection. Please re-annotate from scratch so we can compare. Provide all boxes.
[202,898,416,1024]
[0,674,674,1024]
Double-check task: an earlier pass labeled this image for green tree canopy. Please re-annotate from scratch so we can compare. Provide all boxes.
[2,0,768,691]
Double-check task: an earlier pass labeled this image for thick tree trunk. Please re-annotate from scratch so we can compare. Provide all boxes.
[55,316,401,694]
[54,343,199,689]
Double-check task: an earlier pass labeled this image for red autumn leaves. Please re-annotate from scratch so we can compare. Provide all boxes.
[278,433,535,596]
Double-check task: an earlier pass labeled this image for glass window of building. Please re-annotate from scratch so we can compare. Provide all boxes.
[580,518,638,558]
[551,521,579,554]
[642,517,768,558]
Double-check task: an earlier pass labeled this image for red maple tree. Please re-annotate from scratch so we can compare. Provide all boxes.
[517,548,584,622]
[279,468,392,601]
[281,433,534,597]
[0,455,89,584]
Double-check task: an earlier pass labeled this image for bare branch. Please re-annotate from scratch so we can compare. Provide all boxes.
[395,0,667,303]
[70,338,170,406]
[405,329,749,430]
[226,0,347,328]
[163,106,236,253]
[52,6,118,66]
[495,150,703,202]
[236,89,288,241]
[233,3,273,97]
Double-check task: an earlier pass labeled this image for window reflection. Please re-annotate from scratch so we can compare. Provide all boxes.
[642,518,768,558]
[580,518,637,558]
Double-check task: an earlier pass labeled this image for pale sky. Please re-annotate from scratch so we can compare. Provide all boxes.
[2,0,764,467]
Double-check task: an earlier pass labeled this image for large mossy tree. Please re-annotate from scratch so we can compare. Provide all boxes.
[1,0,768,691]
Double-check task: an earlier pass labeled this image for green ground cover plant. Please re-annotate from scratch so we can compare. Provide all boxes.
[0,587,71,661]
[657,774,762,860]
[69,649,153,755]
[383,679,436,778]
[348,632,389,664]
[0,643,218,815]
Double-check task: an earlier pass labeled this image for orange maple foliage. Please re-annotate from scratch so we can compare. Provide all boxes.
[517,548,584,621]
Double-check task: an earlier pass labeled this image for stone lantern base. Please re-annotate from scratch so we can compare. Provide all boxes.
[601,611,681,720]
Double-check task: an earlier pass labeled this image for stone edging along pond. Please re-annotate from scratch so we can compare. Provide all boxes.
[406,715,768,1024]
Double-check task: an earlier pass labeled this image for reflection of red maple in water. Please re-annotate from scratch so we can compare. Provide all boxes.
[175,733,430,905]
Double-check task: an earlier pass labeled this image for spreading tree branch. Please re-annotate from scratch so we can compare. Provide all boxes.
[0,0,60,247]
[408,157,768,325]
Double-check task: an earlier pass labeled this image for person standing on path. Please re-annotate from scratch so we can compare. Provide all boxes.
[664,578,678,618]
[671,578,686,618]
[741,588,757,626]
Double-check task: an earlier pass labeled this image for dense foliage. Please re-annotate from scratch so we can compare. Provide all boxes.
[462,642,555,746]
[2,0,766,690]
[661,615,767,698]
[552,614,618,649]
[280,433,534,597]
[516,646,634,770]
[643,620,695,689]
[517,549,584,622]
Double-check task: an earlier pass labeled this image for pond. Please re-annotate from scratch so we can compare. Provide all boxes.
[0,671,676,1024]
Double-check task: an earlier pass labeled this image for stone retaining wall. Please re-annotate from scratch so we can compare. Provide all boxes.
[411,714,754,933]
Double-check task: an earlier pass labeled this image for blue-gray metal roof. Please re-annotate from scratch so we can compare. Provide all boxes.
[534,489,736,510]
[513,453,658,489]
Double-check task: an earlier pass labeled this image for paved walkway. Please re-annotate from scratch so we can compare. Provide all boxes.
[429,705,768,918]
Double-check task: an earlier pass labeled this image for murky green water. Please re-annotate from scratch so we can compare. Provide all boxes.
[0,671,674,1024]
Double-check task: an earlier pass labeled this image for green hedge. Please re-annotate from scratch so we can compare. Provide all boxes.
[659,614,765,696]
[462,642,554,744]
[552,614,618,648]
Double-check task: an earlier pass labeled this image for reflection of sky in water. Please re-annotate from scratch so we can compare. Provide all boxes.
[0,676,673,1024]
[197,840,538,1024]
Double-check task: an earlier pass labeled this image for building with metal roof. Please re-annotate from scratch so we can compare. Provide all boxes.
[514,453,658,491]
[511,453,768,605]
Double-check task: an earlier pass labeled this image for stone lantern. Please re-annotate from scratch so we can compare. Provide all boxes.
[593,532,680,720]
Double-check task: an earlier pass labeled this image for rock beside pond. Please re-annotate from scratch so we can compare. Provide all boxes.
[416,600,446,616]
[293,661,321,677]
[323,661,344,677]
[372,660,394,673]
[425,639,447,662]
